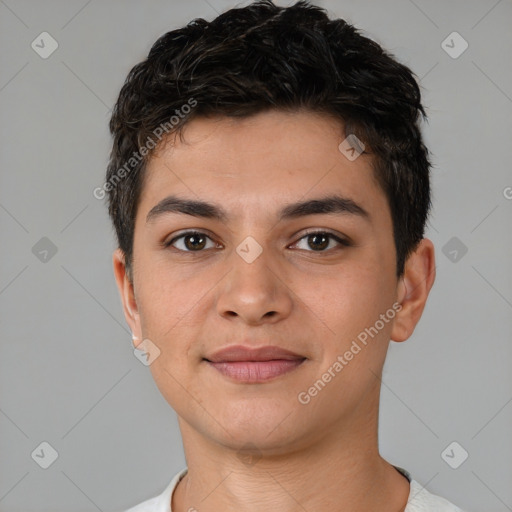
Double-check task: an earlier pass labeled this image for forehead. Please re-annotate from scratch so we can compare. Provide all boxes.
[137,110,388,223]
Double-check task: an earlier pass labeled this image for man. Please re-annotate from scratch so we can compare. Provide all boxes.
[106,1,465,510]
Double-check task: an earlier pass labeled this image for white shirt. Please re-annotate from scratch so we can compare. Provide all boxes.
[123,466,465,512]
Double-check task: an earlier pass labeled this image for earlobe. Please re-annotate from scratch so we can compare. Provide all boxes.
[131,332,142,349]
[112,248,141,340]
[391,238,436,343]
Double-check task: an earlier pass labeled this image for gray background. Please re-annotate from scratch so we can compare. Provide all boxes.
[0,0,511,511]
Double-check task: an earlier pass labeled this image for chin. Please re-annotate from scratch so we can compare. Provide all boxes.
[218,408,307,450]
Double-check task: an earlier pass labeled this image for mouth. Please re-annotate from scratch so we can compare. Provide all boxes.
[204,359,306,382]
[203,344,307,383]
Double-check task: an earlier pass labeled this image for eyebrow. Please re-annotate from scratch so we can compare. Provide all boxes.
[146,194,369,224]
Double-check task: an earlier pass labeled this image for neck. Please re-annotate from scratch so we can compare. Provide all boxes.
[172,391,410,512]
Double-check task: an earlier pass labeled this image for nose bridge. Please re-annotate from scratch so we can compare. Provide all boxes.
[230,238,278,302]
[216,238,292,323]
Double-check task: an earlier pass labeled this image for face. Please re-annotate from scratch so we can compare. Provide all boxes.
[114,110,433,455]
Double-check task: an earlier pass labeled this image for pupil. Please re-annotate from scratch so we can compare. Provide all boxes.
[185,234,206,250]
[308,234,328,251]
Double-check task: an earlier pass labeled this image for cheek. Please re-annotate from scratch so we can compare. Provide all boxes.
[136,255,206,330]
[135,258,222,377]
[306,260,395,353]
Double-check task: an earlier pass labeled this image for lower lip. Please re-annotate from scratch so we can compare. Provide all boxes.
[206,359,306,383]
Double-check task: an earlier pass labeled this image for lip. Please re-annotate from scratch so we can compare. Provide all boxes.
[204,345,305,363]
[204,345,306,383]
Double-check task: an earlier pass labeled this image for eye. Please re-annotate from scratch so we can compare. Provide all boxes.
[291,231,350,252]
[164,230,349,253]
[165,231,219,252]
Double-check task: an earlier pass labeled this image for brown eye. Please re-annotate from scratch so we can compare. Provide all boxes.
[307,233,329,251]
[166,231,216,252]
[292,231,349,252]
[183,233,206,250]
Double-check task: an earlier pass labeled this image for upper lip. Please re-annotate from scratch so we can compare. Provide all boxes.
[204,345,305,363]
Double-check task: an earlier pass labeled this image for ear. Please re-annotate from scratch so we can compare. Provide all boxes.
[112,248,142,348]
[391,238,436,342]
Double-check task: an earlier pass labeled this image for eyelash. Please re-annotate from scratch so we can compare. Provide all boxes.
[164,230,351,253]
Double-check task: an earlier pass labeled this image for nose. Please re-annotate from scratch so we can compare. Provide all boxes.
[215,245,293,326]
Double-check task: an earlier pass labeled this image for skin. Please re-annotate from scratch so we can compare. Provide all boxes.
[113,110,435,512]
